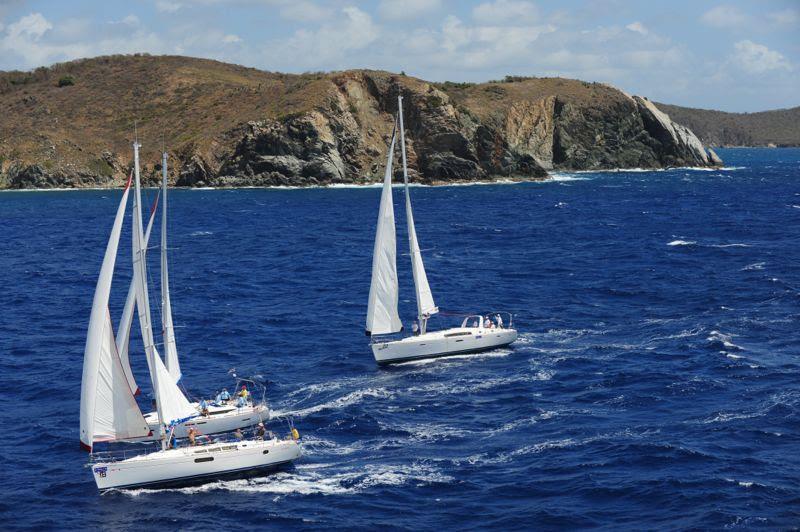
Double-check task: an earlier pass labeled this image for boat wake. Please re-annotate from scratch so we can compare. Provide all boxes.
[121,462,453,497]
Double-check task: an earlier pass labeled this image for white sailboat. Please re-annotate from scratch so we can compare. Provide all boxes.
[81,140,300,492]
[145,151,267,439]
[366,95,518,365]
[113,151,268,441]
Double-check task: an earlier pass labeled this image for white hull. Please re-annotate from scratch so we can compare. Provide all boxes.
[130,403,268,441]
[371,327,517,365]
[91,438,301,491]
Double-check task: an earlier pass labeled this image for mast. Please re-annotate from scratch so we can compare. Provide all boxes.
[132,139,168,450]
[398,95,438,334]
[160,150,181,382]
[117,191,159,396]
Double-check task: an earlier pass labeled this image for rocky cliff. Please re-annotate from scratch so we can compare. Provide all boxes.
[0,56,720,189]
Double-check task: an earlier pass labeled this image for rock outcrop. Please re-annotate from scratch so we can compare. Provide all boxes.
[0,56,721,189]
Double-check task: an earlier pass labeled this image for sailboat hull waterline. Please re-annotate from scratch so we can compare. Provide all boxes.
[90,438,301,491]
[372,326,518,365]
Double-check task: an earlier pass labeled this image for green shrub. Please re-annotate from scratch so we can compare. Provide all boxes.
[426,94,445,108]
[58,76,75,87]
[88,158,114,177]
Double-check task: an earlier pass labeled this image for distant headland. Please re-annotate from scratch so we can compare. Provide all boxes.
[0,54,767,190]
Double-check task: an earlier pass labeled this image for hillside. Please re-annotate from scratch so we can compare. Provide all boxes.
[654,103,800,147]
[0,55,721,189]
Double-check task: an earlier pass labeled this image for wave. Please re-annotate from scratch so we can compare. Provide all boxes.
[272,387,393,418]
[741,262,765,271]
[548,173,590,182]
[190,230,214,236]
[707,330,742,351]
[122,462,453,497]
[667,239,696,246]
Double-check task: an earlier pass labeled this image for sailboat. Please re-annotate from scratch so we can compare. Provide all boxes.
[80,140,300,491]
[366,95,518,365]
[112,151,269,442]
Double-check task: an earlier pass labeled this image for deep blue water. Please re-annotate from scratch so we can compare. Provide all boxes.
[1,148,799,529]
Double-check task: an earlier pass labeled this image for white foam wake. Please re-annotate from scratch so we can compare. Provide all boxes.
[122,462,453,497]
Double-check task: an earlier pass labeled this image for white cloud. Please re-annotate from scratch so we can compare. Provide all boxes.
[222,33,242,43]
[6,12,52,40]
[378,0,441,21]
[701,5,748,28]
[121,14,140,26]
[279,0,332,23]
[156,1,183,13]
[625,21,648,35]
[472,0,538,25]
[767,8,799,26]
[272,6,378,68]
[731,39,791,73]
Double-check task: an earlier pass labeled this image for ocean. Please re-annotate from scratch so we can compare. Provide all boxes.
[1,148,798,529]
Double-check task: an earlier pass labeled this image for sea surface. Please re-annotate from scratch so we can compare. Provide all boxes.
[1,148,799,529]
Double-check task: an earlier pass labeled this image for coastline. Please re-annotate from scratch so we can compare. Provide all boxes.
[0,162,761,193]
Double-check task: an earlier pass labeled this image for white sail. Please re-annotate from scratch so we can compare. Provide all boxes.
[366,123,403,336]
[398,95,438,320]
[80,176,150,451]
[160,151,181,382]
[131,142,195,441]
[152,345,195,426]
[116,193,159,396]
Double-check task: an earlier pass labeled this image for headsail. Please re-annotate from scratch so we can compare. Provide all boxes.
[131,141,196,443]
[398,95,438,322]
[366,121,403,336]
[160,151,181,382]
[116,192,159,396]
[80,175,150,451]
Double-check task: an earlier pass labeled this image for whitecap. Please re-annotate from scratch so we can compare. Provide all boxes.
[741,262,765,271]
[707,330,742,351]
[122,462,453,497]
[272,387,394,418]
[667,239,696,246]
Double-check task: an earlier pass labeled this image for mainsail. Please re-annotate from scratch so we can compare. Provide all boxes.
[398,95,438,322]
[79,175,150,451]
[131,142,195,437]
[366,122,403,336]
[160,151,181,382]
[116,192,159,396]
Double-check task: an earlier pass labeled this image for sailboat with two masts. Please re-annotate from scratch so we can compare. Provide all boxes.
[366,95,518,365]
[80,140,300,491]
[116,150,269,441]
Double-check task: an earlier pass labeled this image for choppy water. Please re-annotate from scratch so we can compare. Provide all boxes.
[1,148,799,529]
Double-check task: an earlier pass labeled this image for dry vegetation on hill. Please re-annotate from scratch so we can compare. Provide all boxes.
[653,103,800,147]
[0,55,726,189]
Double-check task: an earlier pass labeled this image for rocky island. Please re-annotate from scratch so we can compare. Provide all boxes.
[0,55,722,189]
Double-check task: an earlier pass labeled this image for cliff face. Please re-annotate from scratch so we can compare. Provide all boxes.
[0,56,720,189]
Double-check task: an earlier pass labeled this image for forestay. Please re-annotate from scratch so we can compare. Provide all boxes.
[160,152,181,382]
[398,95,438,319]
[80,175,150,451]
[366,122,403,336]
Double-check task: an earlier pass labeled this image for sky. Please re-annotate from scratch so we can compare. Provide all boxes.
[0,0,797,112]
